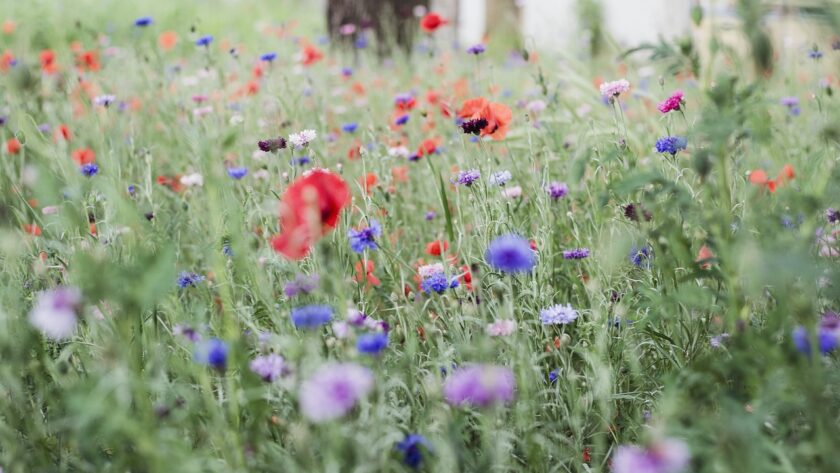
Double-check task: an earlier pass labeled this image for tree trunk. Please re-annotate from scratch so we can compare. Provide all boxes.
[327,0,430,57]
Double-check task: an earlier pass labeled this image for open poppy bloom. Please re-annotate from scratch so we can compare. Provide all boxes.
[71,148,96,165]
[420,12,448,33]
[40,49,57,74]
[271,169,351,260]
[696,245,714,270]
[300,42,323,66]
[425,240,449,256]
[76,50,100,72]
[457,97,512,140]
[749,164,794,193]
[6,138,21,155]
[354,260,381,286]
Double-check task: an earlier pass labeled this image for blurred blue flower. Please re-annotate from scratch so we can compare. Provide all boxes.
[134,16,153,27]
[290,305,333,329]
[81,163,99,176]
[196,35,214,47]
[395,434,431,469]
[227,167,248,180]
[486,234,536,274]
[194,338,228,370]
[260,52,277,62]
[348,220,381,253]
[357,332,388,355]
[177,271,205,288]
[342,122,358,133]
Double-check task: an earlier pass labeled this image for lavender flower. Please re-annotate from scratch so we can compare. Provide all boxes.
[546,181,568,200]
[455,169,481,186]
[486,319,516,336]
[443,364,516,408]
[540,304,578,325]
[827,208,840,224]
[488,170,512,186]
[28,286,81,340]
[612,438,690,473]
[284,274,319,297]
[563,248,589,260]
[467,44,486,55]
[298,363,374,422]
[250,354,287,382]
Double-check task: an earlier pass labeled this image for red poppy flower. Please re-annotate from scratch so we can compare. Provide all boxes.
[360,173,378,195]
[458,97,512,140]
[0,50,13,72]
[749,164,794,193]
[156,175,184,193]
[76,50,100,72]
[158,31,178,51]
[354,260,381,286]
[271,169,351,260]
[392,166,408,183]
[23,224,41,236]
[56,124,71,142]
[696,245,714,270]
[425,240,449,256]
[416,138,440,157]
[459,264,473,290]
[420,12,448,33]
[6,137,21,155]
[300,42,323,66]
[40,49,57,74]
[71,148,96,165]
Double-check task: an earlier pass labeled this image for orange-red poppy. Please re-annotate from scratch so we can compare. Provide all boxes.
[71,148,95,165]
[354,260,381,286]
[457,97,512,140]
[420,12,448,33]
[158,31,178,51]
[6,137,21,155]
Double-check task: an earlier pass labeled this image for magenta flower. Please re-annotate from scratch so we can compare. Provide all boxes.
[657,90,685,114]
[443,364,515,408]
[299,363,374,422]
[599,79,630,99]
[612,438,690,473]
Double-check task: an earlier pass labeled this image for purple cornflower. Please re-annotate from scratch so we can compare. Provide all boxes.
[356,332,389,355]
[623,203,652,222]
[808,48,823,59]
[826,208,840,224]
[612,438,690,473]
[780,96,800,116]
[421,272,458,294]
[425,211,436,220]
[227,167,248,179]
[284,274,319,297]
[548,369,560,384]
[395,434,431,469]
[540,304,578,325]
[194,338,228,370]
[394,114,410,126]
[455,169,481,186]
[467,44,486,55]
[134,16,153,27]
[485,234,536,274]
[443,364,516,408]
[196,35,214,47]
[792,311,840,355]
[710,333,730,348]
[173,324,201,342]
[654,136,687,155]
[80,163,99,176]
[347,220,381,253]
[290,305,333,329]
[298,363,374,422]
[546,181,568,200]
[249,354,287,382]
[28,286,81,340]
[342,122,358,133]
[260,52,277,62]
[460,118,488,135]
[257,137,287,152]
[563,248,590,260]
[291,155,311,166]
[177,271,205,288]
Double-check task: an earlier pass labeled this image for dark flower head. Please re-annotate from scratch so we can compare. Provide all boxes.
[455,169,481,186]
[826,208,840,224]
[546,181,568,200]
[257,137,287,152]
[467,44,486,55]
[395,434,431,469]
[134,16,153,27]
[460,117,488,135]
[623,203,652,222]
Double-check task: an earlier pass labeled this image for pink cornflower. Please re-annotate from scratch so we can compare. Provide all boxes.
[443,364,515,408]
[599,79,630,99]
[657,90,684,114]
[299,363,373,422]
[486,319,516,336]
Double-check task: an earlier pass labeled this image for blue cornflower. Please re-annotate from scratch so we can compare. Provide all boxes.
[809,49,823,59]
[485,234,536,274]
[354,35,368,49]
[342,122,358,133]
[467,44,486,55]
[222,244,233,257]
[134,16,153,27]
[177,271,205,288]
[546,181,569,200]
[227,167,248,180]
[421,272,458,294]
[654,136,687,155]
[629,245,653,269]
[455,169,481,186]
[127,185,137,196]
[290,305,333,329]
[348,220,381,253]
[81,163,99,177]
[196,35,214,47]
[357,332,389,355]
[394,114,410,126]
[489,170,512,186]
[395,434,431,469]
[793,312,840,356]
[194,338,228,370]
[548,369,559,384]
[260,52,277,62]
[291,156,311,166]
[563,248,590,260]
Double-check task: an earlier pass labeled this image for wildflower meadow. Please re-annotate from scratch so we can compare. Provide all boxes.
[1,1,840,472]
